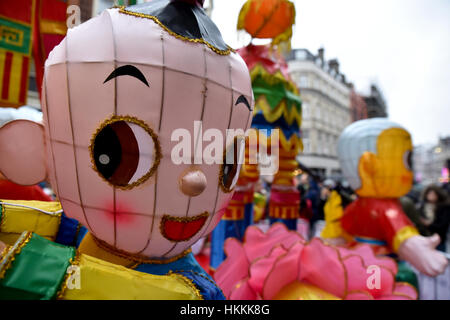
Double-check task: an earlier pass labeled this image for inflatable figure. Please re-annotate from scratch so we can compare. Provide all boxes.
[323,118,448,277]
[0,0,253,299]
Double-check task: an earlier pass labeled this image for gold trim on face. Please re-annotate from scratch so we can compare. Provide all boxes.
[89,115,162,190]
[117,6,234,56]
[90,234,193,264]
[219,135,245,193]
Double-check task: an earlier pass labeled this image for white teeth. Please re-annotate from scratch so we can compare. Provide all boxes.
[99,154,110,165]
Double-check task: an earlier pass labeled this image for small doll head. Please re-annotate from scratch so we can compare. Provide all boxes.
[338,118,413,199]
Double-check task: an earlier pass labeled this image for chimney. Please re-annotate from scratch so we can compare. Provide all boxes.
[329,59,340,75]
[318,48,324,66]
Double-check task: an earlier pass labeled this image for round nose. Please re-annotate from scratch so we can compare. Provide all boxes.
[179,169,207,197]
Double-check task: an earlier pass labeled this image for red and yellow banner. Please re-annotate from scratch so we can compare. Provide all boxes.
[0,0,67,108]
[0,0,35,108]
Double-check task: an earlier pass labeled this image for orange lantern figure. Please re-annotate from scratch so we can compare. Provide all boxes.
[238,0,296,48]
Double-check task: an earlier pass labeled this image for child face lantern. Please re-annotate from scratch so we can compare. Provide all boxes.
[0,3,253,258]
[338,118,413,199]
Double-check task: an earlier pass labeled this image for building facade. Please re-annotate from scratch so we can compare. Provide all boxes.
[349,85,368,122]
[364,84,388,118]
[286,48,351,179]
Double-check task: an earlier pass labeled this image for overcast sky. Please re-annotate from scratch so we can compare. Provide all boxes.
[211,0,450,146]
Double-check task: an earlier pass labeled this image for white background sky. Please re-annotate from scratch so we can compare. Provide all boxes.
[210,0,450,146]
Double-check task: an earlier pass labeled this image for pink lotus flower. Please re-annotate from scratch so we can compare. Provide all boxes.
[214,223,417,300]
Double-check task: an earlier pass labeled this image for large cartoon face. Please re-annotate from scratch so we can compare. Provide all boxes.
[39,7,253,258]
[338,118,413,199]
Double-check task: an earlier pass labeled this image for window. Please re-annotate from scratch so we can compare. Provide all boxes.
[325,108,330,124]
[302,102,309,118]
[295,50,307,60]
[303,139,310,153]
[302,130,309,139]
[299,75,308,88]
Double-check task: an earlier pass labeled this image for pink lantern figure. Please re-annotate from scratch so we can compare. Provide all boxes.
[0,1,253,262]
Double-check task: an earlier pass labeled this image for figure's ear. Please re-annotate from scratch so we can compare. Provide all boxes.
[359,151,377,178]
[0,120,47,185]
[356,151,378,196]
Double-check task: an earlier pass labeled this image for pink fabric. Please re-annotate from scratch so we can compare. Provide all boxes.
[263,242,304,299]
[214,238,250,298]
[243,223,304,262]
[299,238,347,298]
[215,224,418,300]
[248,246,287,294]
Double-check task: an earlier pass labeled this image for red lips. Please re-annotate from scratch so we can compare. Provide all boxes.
[161,212,209,242]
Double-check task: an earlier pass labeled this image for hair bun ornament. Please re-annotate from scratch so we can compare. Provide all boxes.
[120,0,230,55]
[171,0,204,7]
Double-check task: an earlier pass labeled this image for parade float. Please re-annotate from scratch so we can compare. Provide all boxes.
[210,0,303,270]
[213,115,448,301]
[0,0,254,299]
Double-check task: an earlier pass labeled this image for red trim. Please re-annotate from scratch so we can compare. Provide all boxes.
[1,51,13,100]
[19,56,30,104]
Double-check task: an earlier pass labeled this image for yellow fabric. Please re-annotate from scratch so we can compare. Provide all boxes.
[274,281,341,300]
[392,226,419,253]
[0,233,24,246]
[78,232,134,268]
[253,192,267,223]
[0,200,61,245]
[40,19,67,35]
[321,191,352,241]
[61,254,202,300]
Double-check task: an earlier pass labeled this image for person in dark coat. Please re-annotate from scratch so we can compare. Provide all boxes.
[418,185,450,252]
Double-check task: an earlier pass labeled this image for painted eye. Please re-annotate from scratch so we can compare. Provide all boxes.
[403,150,413,171]
[91,117,161,188]
[220,136,245,193]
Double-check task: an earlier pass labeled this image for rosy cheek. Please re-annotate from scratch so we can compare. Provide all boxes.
[102,201,136,224]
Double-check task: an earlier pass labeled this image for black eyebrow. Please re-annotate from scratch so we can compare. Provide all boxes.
[104,65,149,87]
[235,95,252,111]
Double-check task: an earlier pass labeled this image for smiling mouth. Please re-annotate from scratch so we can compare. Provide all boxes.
[161,212,209,242]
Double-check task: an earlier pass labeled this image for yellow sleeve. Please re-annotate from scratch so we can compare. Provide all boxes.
[0,200,62,245]
[59,254,203,300]
[321,191,352,241]
[392,226,420,253]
